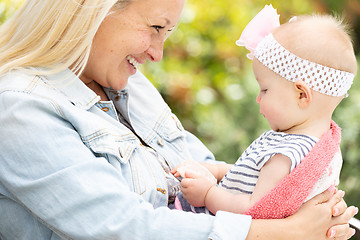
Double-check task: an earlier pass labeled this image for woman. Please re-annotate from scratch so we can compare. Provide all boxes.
[0,0,357,239]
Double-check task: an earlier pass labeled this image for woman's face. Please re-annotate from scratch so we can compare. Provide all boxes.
[81,0,185,90]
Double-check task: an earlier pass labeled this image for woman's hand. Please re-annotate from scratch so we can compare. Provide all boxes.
[327,190,358,239]
[286,188,358,240]
[247,188,358,240]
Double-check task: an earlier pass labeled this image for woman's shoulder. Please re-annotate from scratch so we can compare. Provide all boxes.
[0,70,37,91]
[0,68,99,110]
[0,70,54,105]
[0,69,59,96]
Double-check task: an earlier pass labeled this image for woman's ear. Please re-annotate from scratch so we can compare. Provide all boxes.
[294,80,312,108]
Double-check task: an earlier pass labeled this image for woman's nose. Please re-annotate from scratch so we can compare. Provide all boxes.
[146,39,164,62]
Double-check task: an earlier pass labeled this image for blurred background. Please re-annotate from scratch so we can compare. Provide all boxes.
[143,0,360,211]
[1,0,359,216]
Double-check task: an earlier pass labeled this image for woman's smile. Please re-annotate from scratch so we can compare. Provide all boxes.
[126,55,141,75]
[126,55,140,69]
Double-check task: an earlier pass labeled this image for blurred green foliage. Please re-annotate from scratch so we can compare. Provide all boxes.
[1,0,359,214]
[0,0,23,22]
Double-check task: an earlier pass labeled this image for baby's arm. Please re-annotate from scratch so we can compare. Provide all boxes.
[198,162,232,183]
[250,154,291,204]
[182,154,291,214]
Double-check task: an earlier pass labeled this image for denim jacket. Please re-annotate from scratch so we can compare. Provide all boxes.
[0,69,251,240]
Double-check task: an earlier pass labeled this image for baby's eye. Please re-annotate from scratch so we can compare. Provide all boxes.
[152,25,165,33]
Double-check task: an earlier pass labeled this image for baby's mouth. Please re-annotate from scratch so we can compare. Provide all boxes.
[126,55,139,69]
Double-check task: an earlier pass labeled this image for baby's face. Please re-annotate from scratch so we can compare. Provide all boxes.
[252,59,301,132]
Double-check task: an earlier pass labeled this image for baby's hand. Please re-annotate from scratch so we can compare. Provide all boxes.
[171,160,197,178]
[171,160,217,207]
[181,170,216,207]
[171,160,216,183]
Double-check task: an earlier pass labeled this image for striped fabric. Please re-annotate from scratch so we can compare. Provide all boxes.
[219,130,318,194]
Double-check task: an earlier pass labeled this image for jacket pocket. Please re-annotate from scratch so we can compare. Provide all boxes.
[155,113,186,152]
[81,130,147,194]
[81,129,138,163]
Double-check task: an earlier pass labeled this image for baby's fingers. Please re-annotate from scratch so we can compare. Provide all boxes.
[180,177,194,188]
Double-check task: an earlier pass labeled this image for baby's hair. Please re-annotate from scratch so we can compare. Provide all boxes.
[297,14,353,40]
[273,14,357,75]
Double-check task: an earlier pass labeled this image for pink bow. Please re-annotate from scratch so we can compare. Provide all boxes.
[236,4,280,60]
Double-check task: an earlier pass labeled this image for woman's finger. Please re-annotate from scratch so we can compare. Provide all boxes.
[332,199,347,217]
[328,223,349,238]
[308,187,336,205]
[332,227,355,240]
[324,190,345,208]
[328,206,359,238]
[336,206,358,223]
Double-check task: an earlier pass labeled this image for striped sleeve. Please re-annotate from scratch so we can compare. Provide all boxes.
[219,131,318,195]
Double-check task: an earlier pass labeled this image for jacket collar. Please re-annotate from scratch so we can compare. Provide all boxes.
[42,68,100,110]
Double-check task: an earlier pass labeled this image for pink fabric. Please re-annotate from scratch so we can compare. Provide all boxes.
[174,196,183,211]
[236,4,280,59]
[245,121,341,219]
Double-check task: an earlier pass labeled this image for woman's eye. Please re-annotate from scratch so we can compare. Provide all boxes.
[152,25,165,33]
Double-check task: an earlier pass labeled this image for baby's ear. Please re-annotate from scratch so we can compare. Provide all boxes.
[294,80,312,108]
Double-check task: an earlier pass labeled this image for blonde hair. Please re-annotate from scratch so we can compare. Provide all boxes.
[0,0,130,77]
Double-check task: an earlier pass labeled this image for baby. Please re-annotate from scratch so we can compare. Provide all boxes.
[172,6,357,219]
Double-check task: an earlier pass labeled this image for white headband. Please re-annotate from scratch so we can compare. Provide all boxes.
[254,34,354,97]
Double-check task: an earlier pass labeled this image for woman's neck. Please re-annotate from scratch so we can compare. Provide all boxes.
[85,80,110,101]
